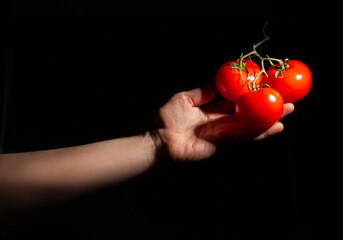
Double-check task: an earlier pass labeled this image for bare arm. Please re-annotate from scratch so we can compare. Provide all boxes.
[0,133,157,209]
[0,81,294,212]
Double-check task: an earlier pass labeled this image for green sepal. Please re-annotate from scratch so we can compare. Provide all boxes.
[273,58,289,78]
[230,60,249,82]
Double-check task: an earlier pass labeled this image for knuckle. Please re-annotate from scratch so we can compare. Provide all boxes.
[172,92,193,105]
[173,92,187,99]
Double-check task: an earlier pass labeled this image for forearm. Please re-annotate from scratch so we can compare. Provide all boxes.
[0,132,158,208]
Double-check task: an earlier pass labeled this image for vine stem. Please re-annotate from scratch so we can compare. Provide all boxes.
[234,23,288,91]
[265,55,286,67]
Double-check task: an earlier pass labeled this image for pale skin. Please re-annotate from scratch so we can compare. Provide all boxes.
[0,81,294,213]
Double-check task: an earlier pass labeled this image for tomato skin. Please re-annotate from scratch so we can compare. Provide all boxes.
[215,60,263,102]
[263,60,312,103]
[236,88,284,130]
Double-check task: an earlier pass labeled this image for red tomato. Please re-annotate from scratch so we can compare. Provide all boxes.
[236,88,284,130]
[215,60,263,102]
[263,60,312,103]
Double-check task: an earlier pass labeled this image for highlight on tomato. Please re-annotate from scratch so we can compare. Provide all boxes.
[263,60,312,103]
[215,60,263,102]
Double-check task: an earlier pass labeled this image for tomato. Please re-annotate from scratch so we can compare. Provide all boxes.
[263,60,312,103]
[215,60,263,102]
[236,88,284,130]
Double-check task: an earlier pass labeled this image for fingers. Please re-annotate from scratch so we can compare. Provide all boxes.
[282,103,295,119]
[185,80,218,107]
[254,122,284,141]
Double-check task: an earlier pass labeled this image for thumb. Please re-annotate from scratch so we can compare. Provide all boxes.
[185,80,218,107]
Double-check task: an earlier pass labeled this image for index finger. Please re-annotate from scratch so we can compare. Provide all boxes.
[185,80,219,107]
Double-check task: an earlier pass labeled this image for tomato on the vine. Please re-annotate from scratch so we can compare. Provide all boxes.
[236,88,284,130]
[213,24,311,132]
[263,60,312,103]
[215,60,263,102]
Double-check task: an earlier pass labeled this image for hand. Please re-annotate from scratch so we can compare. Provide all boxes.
[152,81,294,161]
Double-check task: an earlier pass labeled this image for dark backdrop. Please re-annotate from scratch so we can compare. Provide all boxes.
[1,1,342,239]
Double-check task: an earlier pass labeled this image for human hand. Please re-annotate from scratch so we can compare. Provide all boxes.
[152,81,294,161]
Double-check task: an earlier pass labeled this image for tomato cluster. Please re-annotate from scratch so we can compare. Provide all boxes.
[215,58,312,130]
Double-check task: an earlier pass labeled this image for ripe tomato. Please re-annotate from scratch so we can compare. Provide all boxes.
[215,60,263,102]
[263,60,312,103]
[236,88,284,130]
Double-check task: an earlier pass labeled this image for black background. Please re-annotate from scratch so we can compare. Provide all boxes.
[1,1,342,239]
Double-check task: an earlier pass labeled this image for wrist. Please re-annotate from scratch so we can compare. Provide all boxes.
[144,130,168,165]
[143,130,162,166]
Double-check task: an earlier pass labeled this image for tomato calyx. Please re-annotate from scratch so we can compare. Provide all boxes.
[247,82,270,92]
[230,58,249,83]
[266,57,290,78]
[275,59,289,78]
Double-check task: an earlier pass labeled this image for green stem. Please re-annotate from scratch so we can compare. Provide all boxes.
[235,22,288,92]
[239,38,269,61]
[240,51,256,63]
[253,36,270,50]
[264,56,285,68]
